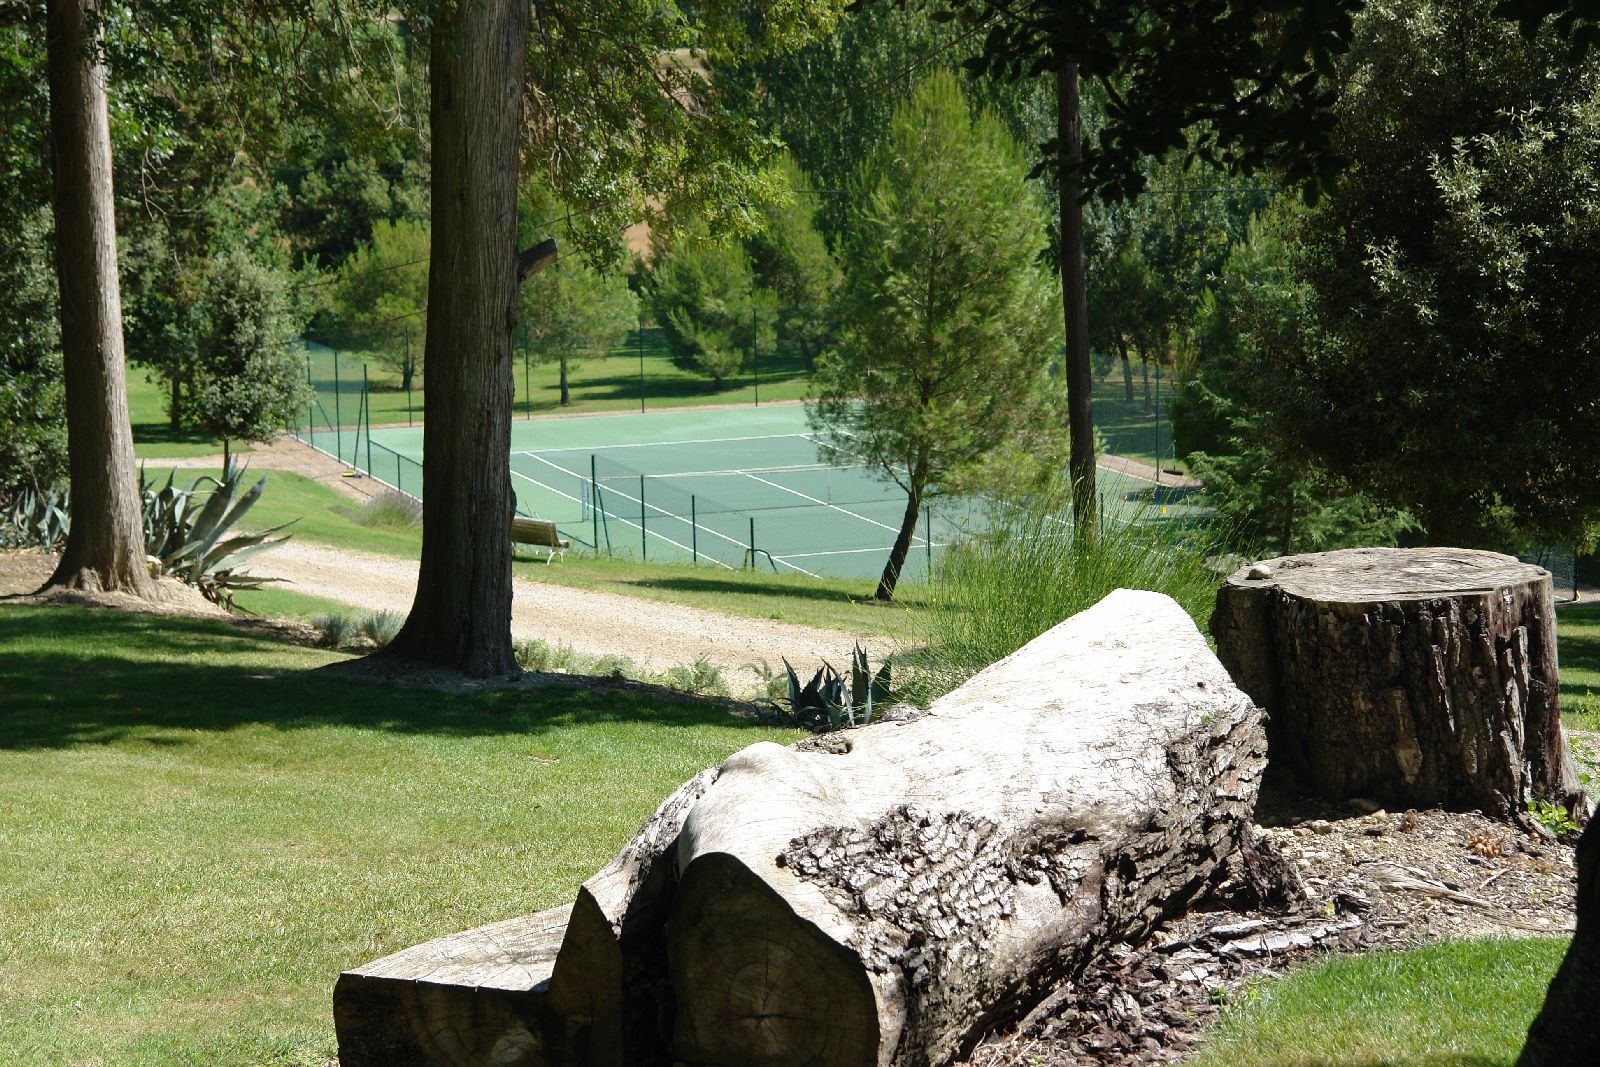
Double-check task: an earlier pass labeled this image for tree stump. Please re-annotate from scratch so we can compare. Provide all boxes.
[1211,547,1585,820]
[335,589,1267,1066]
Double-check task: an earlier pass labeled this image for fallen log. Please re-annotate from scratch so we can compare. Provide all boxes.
[1211,547,1585,820]
[335,589,1266,1066]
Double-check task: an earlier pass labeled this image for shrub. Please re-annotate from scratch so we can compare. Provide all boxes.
[358,610,405,647]
[658,656,730,698]
[310,612,358,649]
[142,463,292,608]
[0,485,69,549]
[911,487,1222,701]
[514,638,584,673]
[355,491,421,529]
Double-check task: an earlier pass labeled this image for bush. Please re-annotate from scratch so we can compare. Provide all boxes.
[358,610,405,647]
[310,612,358,649]
[911,488,1222,701]
[657,656,730,698]
[355,491,421,529]
[513,638,583,673]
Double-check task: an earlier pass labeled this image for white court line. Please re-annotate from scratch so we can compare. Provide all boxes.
[511,431,816,457]
[743,472,916,542]
[508,467,737,571]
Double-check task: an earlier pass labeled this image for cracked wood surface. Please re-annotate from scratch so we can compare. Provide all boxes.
[1212,547,1585,820]
[334,589,1266,1066]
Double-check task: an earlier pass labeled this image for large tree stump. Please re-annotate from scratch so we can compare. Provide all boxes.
[336,589,1266,1066]
[1212,547,1585,820]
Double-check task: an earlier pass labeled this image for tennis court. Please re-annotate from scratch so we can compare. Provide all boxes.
[357,405,1201,583]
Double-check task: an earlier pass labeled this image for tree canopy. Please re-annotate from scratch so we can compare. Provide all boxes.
[810,70,1063,600]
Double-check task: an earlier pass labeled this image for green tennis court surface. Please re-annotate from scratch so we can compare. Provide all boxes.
[362,405,1199,582]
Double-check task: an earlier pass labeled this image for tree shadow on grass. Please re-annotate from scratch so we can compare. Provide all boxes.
[0,606,772,750]
[623,574,877,608]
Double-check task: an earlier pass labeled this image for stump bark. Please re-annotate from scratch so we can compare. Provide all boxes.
[336,589,1266,1066]
[1211,547,1585,820]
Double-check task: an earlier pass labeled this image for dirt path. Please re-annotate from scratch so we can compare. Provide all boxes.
[260,539,882,692]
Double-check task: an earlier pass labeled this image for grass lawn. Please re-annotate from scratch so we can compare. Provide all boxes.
[1191,937,1566,1067]
[1559,604,1600,732]
[127,367,248,460]
[146,465,923,640]
[0,604,797,1066]
[1093,360,1185,473]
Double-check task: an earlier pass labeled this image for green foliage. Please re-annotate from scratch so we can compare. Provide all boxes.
[1174,211,1420,557]
[746,156,841,368]
[648,228,774,387]
[310,611,359,650]
[187,249,311,460]
[354,491,422,530]
[328,219,430,390]
[0,207,65,495]
[913,487,1222,699]
[1528,799,1583,839]
[658,656,731,698]
[811,70,1062,596]
[519,247,637,404]
[761,645,891,732]
[1241,0,1600,549]
[0,485,69,550]
[358,610,406,648]
[141,464,294,608]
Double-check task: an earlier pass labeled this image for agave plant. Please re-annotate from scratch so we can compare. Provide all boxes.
[140,462,293,608]
[0,486,70,549]
[764,644,892,732]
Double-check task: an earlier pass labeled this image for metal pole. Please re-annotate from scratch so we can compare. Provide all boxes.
[396,451,402,490]
[591,454,600,554]
[637,311,646,413]
[305,351,314,447]
[640,475,647,560]
[333,349,342,464]
[691,495,698,564]
[1154,361,1161,485]
[523,324,531,419]
[363,363,372,474]
[751,283,759,406]
[749,516,756,569]
[925,505,933,574]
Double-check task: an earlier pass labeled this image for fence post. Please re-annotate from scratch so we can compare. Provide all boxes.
[749,516,756,570]
[691,495,698,564]
[396,451,402,490]
[363,363,372,474]
[305,351,314,450]
[925,505,933,575]
[640,475,647,560]
[591,454,601,555]
[333,349,343,464]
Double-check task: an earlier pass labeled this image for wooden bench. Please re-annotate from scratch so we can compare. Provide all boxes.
[510,517,569,563]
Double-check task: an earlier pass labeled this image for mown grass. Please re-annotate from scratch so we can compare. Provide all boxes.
[0,604,796,1066]
[145,466,920,639]
[1191,938,1566,1067]
[1093,361,1184,473]
[1558,604,1600,732]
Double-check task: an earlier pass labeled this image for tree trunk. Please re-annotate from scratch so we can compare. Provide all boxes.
[43,0,155,597]
[874,464,924,602]
[1057,62,1096,536]
[1118,336,1134,403]
[335,590,1268,1067]
[1518,817,1600,1065]
[169,373,182,432]
[386,0,527,677]
[1212,547,1586,820]
[559,355,569,406]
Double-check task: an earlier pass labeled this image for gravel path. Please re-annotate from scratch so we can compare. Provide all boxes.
[260,538,883,691]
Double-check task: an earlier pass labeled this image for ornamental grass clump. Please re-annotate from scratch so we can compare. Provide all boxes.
[911,485,1221,701]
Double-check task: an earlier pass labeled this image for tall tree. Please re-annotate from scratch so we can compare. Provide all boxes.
[747,155,841,370]
[385,0,529,676]
[42,0,152,595]
[519,258,636,406]
[331,219,430,391]
[811,71,1062,601]
[649,229,774,389]
[931,0,1363,531]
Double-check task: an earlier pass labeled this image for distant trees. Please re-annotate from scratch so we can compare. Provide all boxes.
[188,249,310,468]
[810,71,1062,601]
[649,229,774,388]
[330,219,430,391]
[519,258,637,406]
[1199,0,1600,550]
[747,156,841,370]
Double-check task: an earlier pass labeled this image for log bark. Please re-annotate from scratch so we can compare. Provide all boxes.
[336,590,1266,1066]
[43,0,156,597]
[1212,547,1585,821]
[387,0,527,676]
